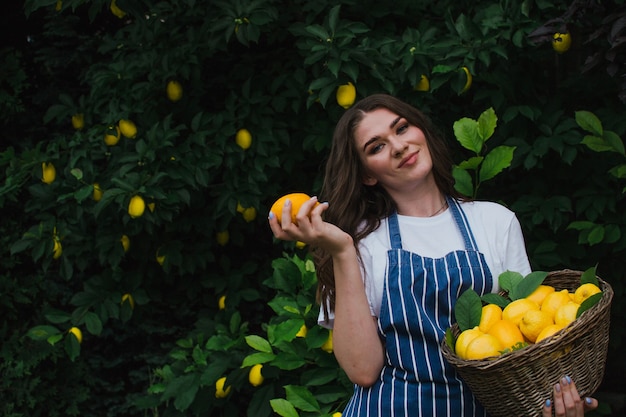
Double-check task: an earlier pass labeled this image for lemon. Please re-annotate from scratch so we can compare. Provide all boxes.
[156,251,165,266]
[236,202,246,213]
[121,293,135,309]
[71,113,84,130]
[42,162,56,184]
[52,239,63,259]
[128,195,145,218]
[460,66,472,93]
[218,295,226,310]
[552,32,572,54]
[519,309,554,343]
[166,80,183,102]
[332,413,342,417]
[242,207,257,222]
[465,333,503,360]
[118,119,137,139]
[110,0,126,18]
[215,376,231,398]
[455,326,483,359]
[56,0,62,11]
[502,298,539,326]
[93,183,103,201]
[248,364,264,387]
[147,202,155,212]
[104,125,121,146]
[478,304,502,333]
[573,283,601,305]
[216,230,229,246]
[336,82,356,109]
[526,284,555,307]
[120,234,130,252]
[487,320,525,351]
[235,128,252,150]
[554,301,580,327]
[414,74,430,92]
[270,192,319,225]
[296,324,307,338]
[321,330,333,353]
[68,327,82,344]
[535,323,565,343]
[541,289,572,320]
[295,241,307,249]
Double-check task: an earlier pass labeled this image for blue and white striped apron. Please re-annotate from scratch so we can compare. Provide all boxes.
[343,197,493,417]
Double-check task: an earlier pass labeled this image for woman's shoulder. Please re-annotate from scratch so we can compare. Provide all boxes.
[457,199,518,223]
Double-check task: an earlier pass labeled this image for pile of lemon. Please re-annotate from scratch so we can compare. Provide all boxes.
[454,282,602,361]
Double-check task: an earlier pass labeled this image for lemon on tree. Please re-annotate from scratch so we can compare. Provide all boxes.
[52,239,63,259]
[460,66,472,94]
[120,234,130,252]
[93,183,103,201]
[166,80,183,102]
[336,81,356,109]
[118,119,137,139]
[216,230,229,246]
[321,330,333,353]
[68,327,82,344]
[42,162,56,184]
[270,192,319,225]
[249,364,264,387]
[104,125,121,146]
[296,324,307,338]
[128,195,146,218]
[110,0,126,18]
[414,75,430,92]
[218,295,226,310]
[71,113,84,130]
[215,376,231,398]
[235,128,252,150]
[552,32,572,54]
[121,293,135,309]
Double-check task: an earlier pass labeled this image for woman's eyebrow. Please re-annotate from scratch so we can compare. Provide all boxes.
[362,116,403,152]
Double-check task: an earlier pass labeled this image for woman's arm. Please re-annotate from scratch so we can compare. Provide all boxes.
[268,197,385,386]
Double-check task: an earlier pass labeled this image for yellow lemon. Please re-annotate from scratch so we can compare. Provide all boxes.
[56,0,62,11]
[128,195,145,218]
[535,323,565,343]
[120,234,130,252]
[461,66,472,93]
[414,74,430,92]
[52,239,63,259]
[156,251,165,266]
[71,113,84,130]
[121,293,135,309]
[242,206,257,222]
[502,298,539,326]
[573,283,601,305]
[487,319,525,351]
[554,301,580,327]
[296,324,307,338]
[104,125,121,146]
[218,295,226,310]
[68,327,82,344]
[236,202,246,213]
[110,0,126,18]
[336,82,356,109]
[216,230,229,246]
[541,289,572,320]
[479,304,502,333]
[519,309,554,343]
[215,376,231,398]
[552,32,572,54]
[118,119,137,139]
[147,202,155,212]
[332,413,342,417]
[465,333,503,360]
[235,128,252,150]
[249,364,264,387]
[455,326,483,359]
[295,241,307,249]
[42,162,56,184]
[93,183,103,201]
[526,284,555,307]
[270,192,319,225]
[166,80,183,102]
[321,330,333,353]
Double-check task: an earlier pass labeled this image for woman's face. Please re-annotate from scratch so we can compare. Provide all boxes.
[353,107,435,195]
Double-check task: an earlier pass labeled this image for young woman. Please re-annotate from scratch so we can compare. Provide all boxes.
[268,94,597,417]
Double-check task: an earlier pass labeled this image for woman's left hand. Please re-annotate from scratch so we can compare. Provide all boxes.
[542,376,598,417]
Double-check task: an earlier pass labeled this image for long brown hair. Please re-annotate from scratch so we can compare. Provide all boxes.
[313,94,465,317]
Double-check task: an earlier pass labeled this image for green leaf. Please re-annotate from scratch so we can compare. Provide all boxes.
[481,293,510,308]
[582,135,613,152]
[270,398,300,417]
[452,166,473,197]
[605,130,625,155]
[498,271,524,293]
[454,288,482,331]
[580,265,599,286]
[241,352,276,368]
[478,145,515,183]
[272,352,307,370]
[510,271,547,300]
[65,331,81,361]
[84,311,103,335]
[284,385,320,412]
[27,325,61,341]
[577,292,603,318]
[575,110,603,137]
[477,107,497,142]
[457,156,484,170]
[445,327,455,351]
[44,308,71,324]
[453,118,482,154]
[245,335,273,353]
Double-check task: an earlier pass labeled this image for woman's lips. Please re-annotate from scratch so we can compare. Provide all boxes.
[398,151,419,168]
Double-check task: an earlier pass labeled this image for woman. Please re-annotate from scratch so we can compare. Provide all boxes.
[268,94,597,416]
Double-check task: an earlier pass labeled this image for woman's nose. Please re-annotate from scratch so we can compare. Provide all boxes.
[390,137,408,157]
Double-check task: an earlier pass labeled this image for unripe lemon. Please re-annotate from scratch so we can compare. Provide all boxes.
[215,376,231,398]
[235,128,252,150]
[455,326,483,359]
[502,298,539,326]
[519,309,554,343]
[460,66,472,94]
[120,234,130,252]
[573,283,601,305]
[52,239,63,259]
[478,304,502,333]
[248,364,264,387]
[295,324,307,338]
[128,195,145,218]
[218,295,226,310]
[270,192,319,225]
[242,206,257,222]
[42,162,56,184]
[414,74,430,92]
[166,80,183,102]
[118,119,137,139]
[552,32,571,54]
[71,113,84,130]
[464,333,503,360]
[336,82,356,109]
[68,327,82,344]
[121,293,135,309]
[487,319,525,351]
[216,230,229,246]
[104,125,121,146]
[535,323,565,343]
[554,301,580,327]
[110,0,126,18]
[93,183,103,201]
[321,330,333,353]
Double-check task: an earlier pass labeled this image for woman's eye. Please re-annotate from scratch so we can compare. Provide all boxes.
[370,143,384,154]
[397,123,409,134]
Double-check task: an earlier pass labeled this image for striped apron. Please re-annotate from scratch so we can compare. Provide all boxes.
[343,197,493,417]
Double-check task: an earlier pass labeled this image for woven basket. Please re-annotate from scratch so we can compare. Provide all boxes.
[441,270,613,417]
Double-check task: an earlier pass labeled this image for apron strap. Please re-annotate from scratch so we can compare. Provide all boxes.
[387,212,403,249]
[447,196,479,252]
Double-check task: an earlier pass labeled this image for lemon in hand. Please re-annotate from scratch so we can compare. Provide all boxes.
[270,192,319,225]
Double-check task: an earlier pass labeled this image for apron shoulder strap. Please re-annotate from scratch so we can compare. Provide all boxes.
[447,196,479,251]
[387,212,403,249]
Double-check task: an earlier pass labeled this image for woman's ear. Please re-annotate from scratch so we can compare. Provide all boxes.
[362,174,377,186]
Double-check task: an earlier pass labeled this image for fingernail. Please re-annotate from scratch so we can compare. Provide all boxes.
[545,399,551,408]
[285,199,291,206]
[268,212,275,220]
[322,201,329,205]
[585,397,593,405]
[565,375,572,384]
[555,383,561,393]
[311,196,318,201]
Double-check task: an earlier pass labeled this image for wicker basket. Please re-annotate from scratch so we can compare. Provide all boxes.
[441,270,613,417]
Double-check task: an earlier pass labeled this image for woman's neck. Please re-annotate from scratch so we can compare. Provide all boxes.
[391,183,447,218]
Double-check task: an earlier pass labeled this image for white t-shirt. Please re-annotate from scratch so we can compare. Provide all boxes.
[318,200,531,327]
